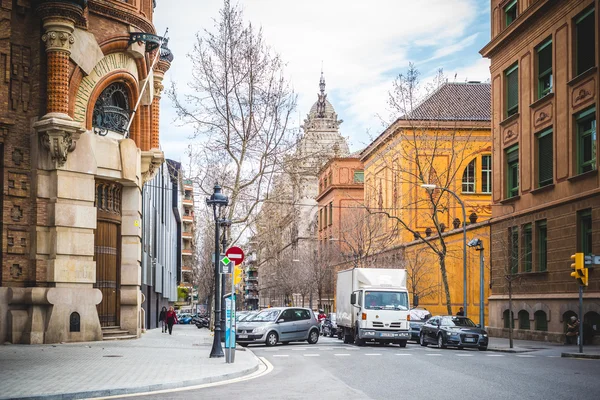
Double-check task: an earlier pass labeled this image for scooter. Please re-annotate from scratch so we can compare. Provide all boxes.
[195,316,210,329]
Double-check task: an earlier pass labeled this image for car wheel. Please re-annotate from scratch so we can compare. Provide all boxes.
[437,334,446,349]
[420,333,427,347]
[265,331,278,347]
[478,345,488,351]
[307,329,320,344]
[399,340,407,348]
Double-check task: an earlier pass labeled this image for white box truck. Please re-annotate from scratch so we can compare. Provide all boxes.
[336,268,411,347]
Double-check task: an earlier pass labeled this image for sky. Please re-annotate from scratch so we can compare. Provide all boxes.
[153,0,491,164]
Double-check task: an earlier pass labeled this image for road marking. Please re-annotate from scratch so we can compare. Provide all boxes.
[365,353,381,356]
[455,354,473,357]
[426,354,442,356]
[95,357,274,399]
[304,354,320,357]
[516,355,535,358]
[272,354,289,358]
[264,349,279,352]
[292,348,308,351]
[546,356,560,358]
[334,354,351,356]
[395,353,412,356]
[487,354,505,357]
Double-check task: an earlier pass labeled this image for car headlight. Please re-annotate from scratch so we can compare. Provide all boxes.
[252,326,267,334]
[482,334,488,337]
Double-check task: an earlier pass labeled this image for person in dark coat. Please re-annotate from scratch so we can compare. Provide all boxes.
[166,306,178,335]
[159,306,167,333]
[456,307,465,317]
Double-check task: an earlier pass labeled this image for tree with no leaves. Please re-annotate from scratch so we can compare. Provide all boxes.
[169,0,297,244]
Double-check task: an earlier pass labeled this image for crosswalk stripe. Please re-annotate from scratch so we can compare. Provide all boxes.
[487,354,504,357]
[395,353,412,356]
[365,353,381,356]
[304,354,320,357]
[455,354,473,357]
[334,354,351,356]
[426,354,442,356]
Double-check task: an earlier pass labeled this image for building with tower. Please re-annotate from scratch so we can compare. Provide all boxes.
[0,0,172,344]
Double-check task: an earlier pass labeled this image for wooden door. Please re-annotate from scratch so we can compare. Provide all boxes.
[94,220,120,327]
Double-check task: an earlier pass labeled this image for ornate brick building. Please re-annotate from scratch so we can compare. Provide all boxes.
[481,0,599,342]
[0,0,172,343]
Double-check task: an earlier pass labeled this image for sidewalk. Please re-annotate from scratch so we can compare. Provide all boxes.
[0,325,260,400]
[487,336,600,359]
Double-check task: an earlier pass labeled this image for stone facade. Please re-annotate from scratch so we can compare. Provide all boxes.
[481,0,600,342]
[0,0,171,344]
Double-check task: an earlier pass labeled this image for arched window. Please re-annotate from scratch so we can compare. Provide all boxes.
[518,310,530,330]
[534,310,548,331]
[563,310,578,334]
[92,82,130,134]
[503,309,514,328]
[462,158,476,193]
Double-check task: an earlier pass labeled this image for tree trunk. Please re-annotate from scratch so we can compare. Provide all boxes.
[508,279,514,349]
[439,253,453,315]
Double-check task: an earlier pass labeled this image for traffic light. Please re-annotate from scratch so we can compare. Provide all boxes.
[233,265,243,286]
[570,253,589,286]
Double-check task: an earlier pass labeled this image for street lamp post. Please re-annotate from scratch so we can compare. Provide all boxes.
[421,184,467,317]
[206,184,228,358]
[467,238,485,327]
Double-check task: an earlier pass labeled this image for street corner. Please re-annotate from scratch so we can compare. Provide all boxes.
[486,347,535,354]
[561,352,600,360]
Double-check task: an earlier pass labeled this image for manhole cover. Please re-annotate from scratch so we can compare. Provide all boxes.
[103,355,123,358]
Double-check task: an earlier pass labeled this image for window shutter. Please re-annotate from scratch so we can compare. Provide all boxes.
[507,146,519,163]
[506,65,519,114]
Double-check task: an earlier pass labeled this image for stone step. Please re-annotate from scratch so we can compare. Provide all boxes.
[101,326,121,331]
[102,334,138,341]
[102,330,130,336]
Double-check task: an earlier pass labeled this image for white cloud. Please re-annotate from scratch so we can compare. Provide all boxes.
[154,0,488,159]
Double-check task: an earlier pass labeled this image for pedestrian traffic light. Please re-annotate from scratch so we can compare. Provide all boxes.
[570,253,588,286]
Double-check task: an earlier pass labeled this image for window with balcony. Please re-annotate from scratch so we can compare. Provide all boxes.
[537,128,553,187]
[523,223,532,273]
[504,0,517,27]
[482,155,492,194]
[354,170,364,183]
[536,38,552,99]
[506,145,519,198]
[575,7,595,76]
[505,63,519,117]
[461,158,476,193]
[536,220,547,272]
[576,107,596,174]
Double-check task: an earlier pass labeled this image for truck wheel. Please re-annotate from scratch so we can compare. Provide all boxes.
[398,340,407,348]
[354,328,365,346]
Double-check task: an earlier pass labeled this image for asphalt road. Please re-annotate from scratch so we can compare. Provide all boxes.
[120,336,600,400]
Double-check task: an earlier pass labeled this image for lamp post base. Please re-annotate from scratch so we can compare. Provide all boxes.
[210,328,224,358]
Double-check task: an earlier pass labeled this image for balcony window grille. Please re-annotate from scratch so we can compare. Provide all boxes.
[92,82,130,134]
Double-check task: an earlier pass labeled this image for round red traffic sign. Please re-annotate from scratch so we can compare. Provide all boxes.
[225,246,245,265]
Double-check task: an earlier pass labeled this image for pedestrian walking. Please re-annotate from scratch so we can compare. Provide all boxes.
[159,306,167,333]
[456,307,465,317]
[565,316,579,345]
[166,306,178,335]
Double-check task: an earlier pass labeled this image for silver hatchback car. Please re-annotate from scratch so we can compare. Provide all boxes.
[236,307,321,346]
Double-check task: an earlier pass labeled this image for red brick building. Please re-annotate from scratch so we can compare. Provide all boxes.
[0,0,171,343]
[481,0,599,342]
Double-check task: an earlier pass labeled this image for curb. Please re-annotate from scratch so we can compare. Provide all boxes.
[487,347,533,354]
[5,350,261,400]
[561,352,600,360]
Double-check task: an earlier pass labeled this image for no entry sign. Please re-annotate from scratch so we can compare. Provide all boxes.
[225,246,245,265]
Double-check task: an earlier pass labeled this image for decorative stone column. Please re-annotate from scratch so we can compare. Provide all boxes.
[34,1,85,169]
[150,75,163,149]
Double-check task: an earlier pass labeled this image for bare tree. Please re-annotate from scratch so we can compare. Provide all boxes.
[169,0,297,244]
[365,64,488,315]
[404,250,440,305]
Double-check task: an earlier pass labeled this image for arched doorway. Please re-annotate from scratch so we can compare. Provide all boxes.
[93,181,122,327]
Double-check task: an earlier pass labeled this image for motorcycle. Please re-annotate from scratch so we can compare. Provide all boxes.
[195,316,210,329]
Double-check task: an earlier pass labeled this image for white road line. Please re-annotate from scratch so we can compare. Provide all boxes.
[334,354,351,356]
[487,354,505,357]
[304,354,320,357]
[272,354,289,357]
[292,348,308,351]
[426,354,442,356]
[365,353,382,356]
[455,354,474,357]
[546,356,560,358]
[395,353,412,356]
[264,349,279,352]
[516,355,535,358]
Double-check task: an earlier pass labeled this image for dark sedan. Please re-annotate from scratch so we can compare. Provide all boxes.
[419,315,488,350]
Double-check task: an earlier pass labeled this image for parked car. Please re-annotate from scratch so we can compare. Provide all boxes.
[178,313,193,324]
[322,313,338,337]
[239,311,258,322]
[408,308,432,343]
[419,315,488,350]
[236,307,321,347]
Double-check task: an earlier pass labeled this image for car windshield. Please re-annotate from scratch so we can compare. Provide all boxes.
[241,313,257,322]
[364,291,409,310]
[251,309,280,322]
[442,317,477,327]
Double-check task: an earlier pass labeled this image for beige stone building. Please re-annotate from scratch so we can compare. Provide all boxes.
[0,0,171,343]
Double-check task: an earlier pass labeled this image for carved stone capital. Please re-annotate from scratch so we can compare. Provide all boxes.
[141,149,165,184]
[41,18,75,53]
[153,77,164,99]
[33,114,85,169]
